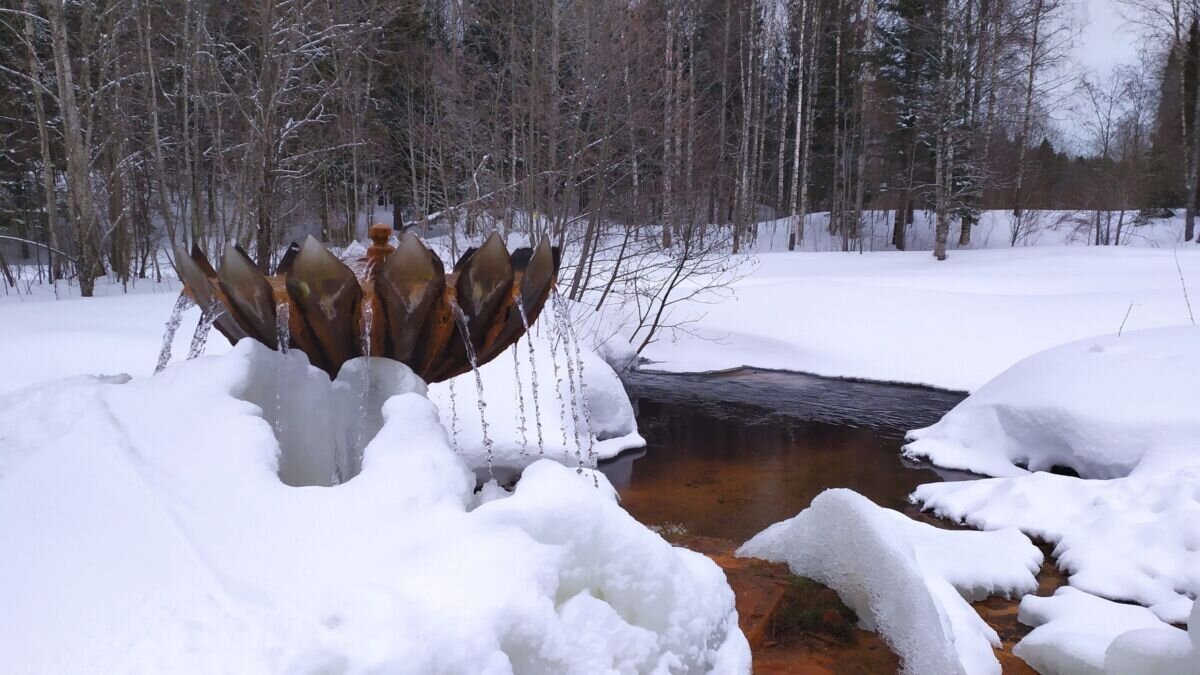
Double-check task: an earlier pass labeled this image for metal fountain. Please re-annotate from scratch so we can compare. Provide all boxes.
[173,224,561,382]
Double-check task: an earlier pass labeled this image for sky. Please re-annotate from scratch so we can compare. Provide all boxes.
[1073,0,1141,76]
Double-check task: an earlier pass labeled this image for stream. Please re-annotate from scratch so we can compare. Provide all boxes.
[601,368,975,542]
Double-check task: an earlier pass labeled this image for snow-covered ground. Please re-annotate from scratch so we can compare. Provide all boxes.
[638,244,1199,391]
[3,214,1199,673]
[0,342,748,674]
[893,326,1200,673]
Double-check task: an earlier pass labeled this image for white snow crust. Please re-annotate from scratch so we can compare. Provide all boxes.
[0,341,747,674]
[1014,587,1200,675]
[737,488,1042,675]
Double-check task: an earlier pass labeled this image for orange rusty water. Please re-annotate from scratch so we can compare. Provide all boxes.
[604,369,972,541]
[602,369,1047,674]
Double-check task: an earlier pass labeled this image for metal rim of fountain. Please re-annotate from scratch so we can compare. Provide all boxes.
[171,225,561,384]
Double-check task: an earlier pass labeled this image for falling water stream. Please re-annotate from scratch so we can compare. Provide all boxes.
[354,302,375,475]
[450,298,494,475]
[187,300,224,360]
[516,298,546,454]
[155,294,197,373]
[549,290,586,473]
[551,290,595,470]
[511,342,530,455]
[273,300,291,439]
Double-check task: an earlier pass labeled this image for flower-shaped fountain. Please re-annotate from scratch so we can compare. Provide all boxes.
[173,225,560,382]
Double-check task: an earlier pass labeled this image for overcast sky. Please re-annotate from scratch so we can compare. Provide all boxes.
[1073,0,1140,74]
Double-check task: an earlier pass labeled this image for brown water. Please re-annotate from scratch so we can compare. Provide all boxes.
[601,368,974,543]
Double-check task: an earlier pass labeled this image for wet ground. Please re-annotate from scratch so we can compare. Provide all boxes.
[601,368,1049,674]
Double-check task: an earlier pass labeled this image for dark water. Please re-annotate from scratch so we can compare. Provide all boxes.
[601,368,973,543]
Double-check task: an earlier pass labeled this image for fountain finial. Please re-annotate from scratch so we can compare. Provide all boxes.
[364,224,395,280]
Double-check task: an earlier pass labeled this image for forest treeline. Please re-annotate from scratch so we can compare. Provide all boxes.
[1,0,1199,296]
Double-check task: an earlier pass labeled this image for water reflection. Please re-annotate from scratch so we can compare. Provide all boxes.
[604,369,974,543]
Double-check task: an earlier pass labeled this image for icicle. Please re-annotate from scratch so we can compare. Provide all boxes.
[450,298,493,476]
[187,300,224,360]
[155,294,196,373]
[516,297,546,455]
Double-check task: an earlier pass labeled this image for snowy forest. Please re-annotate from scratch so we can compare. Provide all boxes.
[2,0,1200,298]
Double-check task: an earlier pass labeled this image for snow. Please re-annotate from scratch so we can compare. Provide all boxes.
[738,489,1042,675]
[427,331,644,483]
[906,327,1200,623]
[637,245,1199,391]
[0,341,748,674]
[904,326,1200,479]
[1013,587,1200,675]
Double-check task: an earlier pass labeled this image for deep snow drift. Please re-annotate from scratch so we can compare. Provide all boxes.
[906,326,1200,624]
[738,489,1042,675]
[0,341,748,674]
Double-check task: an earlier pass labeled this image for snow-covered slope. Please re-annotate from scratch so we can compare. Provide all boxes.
[0,341,748,674]
[738,489,1042,675]
[904,326,1200,479]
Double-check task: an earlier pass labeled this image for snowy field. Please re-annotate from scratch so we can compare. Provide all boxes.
[640,243,1199,391]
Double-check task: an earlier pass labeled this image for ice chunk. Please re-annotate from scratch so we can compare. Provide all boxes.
[738,488,1042,675]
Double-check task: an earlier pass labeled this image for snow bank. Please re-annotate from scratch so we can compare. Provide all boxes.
[914,469,1200,623]
[738,489,1042,675]
[1013,587,1199,675]
[0,341,746,674]
[907,326,1200,622]
[905,326,1200,478]
[428,331,644,481]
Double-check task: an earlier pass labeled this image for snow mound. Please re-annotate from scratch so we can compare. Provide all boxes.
[1014,587,1199,674]
[737,489,1042,675]
[429,331,644,481]
[904,326,1200,479]
[0,341,746,674]
[906,326,1200,623]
